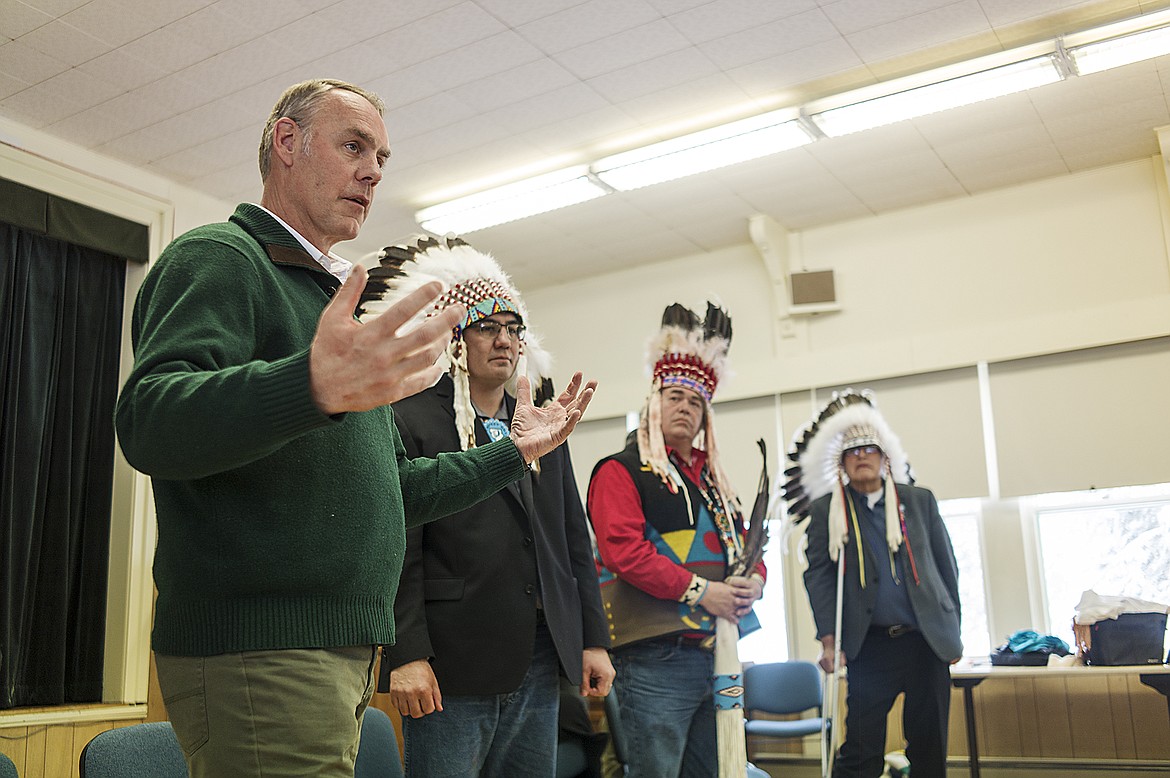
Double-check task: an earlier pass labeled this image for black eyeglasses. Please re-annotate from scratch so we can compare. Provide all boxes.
[844,445,881,458]
[467,320,526,342]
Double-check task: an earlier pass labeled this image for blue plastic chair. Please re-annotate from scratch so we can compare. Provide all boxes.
[79,722,188,777]
[743,661,825,742]
[355,706,404,778]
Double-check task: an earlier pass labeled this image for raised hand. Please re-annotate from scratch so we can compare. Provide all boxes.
[510,372,597,463]
[309,264,466,414]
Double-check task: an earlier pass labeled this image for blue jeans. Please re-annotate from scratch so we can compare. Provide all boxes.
[612,637,716,778]
[402,623,560,778]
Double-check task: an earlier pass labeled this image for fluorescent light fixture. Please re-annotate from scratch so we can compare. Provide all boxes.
[1069,23,1170,75]
[415,166,608,234]
[811,55,1062,137]
[592,109,812,191]
[413,8,1170,232]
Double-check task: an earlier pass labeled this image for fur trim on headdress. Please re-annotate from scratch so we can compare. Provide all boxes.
[773,389,914,560]
[638,302,736,507]
[358,234,552,451]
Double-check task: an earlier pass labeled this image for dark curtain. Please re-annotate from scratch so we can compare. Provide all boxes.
[0,220,125,709]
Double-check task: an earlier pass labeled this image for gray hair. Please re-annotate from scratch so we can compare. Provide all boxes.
[258,79,385,180]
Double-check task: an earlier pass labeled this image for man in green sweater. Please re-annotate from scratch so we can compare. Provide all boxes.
[114,79,595,778]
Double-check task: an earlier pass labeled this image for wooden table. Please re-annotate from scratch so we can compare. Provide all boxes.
[949,663,1170,778]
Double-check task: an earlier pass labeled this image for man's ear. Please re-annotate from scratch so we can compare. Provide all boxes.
[271,117,299,169]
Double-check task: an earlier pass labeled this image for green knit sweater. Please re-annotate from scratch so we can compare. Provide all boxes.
[115,204,527,656]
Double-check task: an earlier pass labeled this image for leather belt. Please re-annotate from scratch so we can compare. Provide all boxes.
[654,634,715,652]
[870,624,915,638]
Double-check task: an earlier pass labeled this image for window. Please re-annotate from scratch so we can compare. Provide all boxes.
[940,498,991,657]
[1032,482,1170,649]
[738,528,789,664]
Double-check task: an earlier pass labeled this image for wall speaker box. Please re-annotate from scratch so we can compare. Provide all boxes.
[790,270,836,306]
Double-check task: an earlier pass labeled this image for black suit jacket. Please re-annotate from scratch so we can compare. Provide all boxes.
[380,375,609,695]
[803,481,963,663]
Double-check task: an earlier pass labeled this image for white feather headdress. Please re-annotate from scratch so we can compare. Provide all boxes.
[358,235,552,450]
[774,389,913,561]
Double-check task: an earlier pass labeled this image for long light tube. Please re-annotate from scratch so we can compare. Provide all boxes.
[811,56,1062,138]
[415,166,608,234]
[1069,24,1170,75]
[592,110,813,191]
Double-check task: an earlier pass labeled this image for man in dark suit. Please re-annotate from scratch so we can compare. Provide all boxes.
[372,236,613,778]
[792,392,962,778]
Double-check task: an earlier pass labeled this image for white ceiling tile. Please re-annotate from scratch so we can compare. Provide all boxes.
[613,72,749,126]
[364,67,444,111]
[725,37,864,96]
[472,0,586,27]
[75,48,164,92]
[0,39,67,82]
[173,38,296,97]
[2,66,120,124]
[16,19,110,66]
[344,2,508,74]
[517,104,639,154]
[411,30,545,93]
[62,0,209,48]
[445,58,578,113]
[806,122,933,166]
[845,0,990,63]
[586,46,719,103]
[0,70,28,100]
[151,125,257,179]
[821,0,969,36]
[976,0,1101,27]
[44,98,143,145]
[671,213,757,251]
[384,93,480,142]
[266,0,416,56]
[1041,95,1170,139]
[1060,131,1160,171]
[185,160,261,199]
[482,81,610,135]
[926,122,1056,164]
[669,0,817,44]
[210,0,362,37]
[948,150,1068,192]
[17,0,90,15]
[645,0,711,12]
[386,111,513,167]
[699,8,841,69]
[555,19,690,80]
[118,17,232,75]
[3,0,53,38]
[516,0,661,54]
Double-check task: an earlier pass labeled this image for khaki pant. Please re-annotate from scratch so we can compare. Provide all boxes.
[156,646,377,778]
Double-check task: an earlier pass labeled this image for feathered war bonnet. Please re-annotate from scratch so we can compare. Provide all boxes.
[778,389,913,564]
[638,302,737,507]
[357,235,551,452]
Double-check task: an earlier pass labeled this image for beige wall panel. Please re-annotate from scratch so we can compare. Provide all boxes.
[816,367,987,500]
[1108,673,1138,759]
[990,337,1170,496]
[1032,677,1074,756]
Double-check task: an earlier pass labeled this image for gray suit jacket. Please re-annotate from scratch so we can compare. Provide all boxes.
[803,481,962,662]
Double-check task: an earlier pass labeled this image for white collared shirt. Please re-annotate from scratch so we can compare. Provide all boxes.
[252,204,354,283]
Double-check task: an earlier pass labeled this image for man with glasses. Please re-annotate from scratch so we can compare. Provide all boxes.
[786,391,962,777]
[367,236,613,778]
